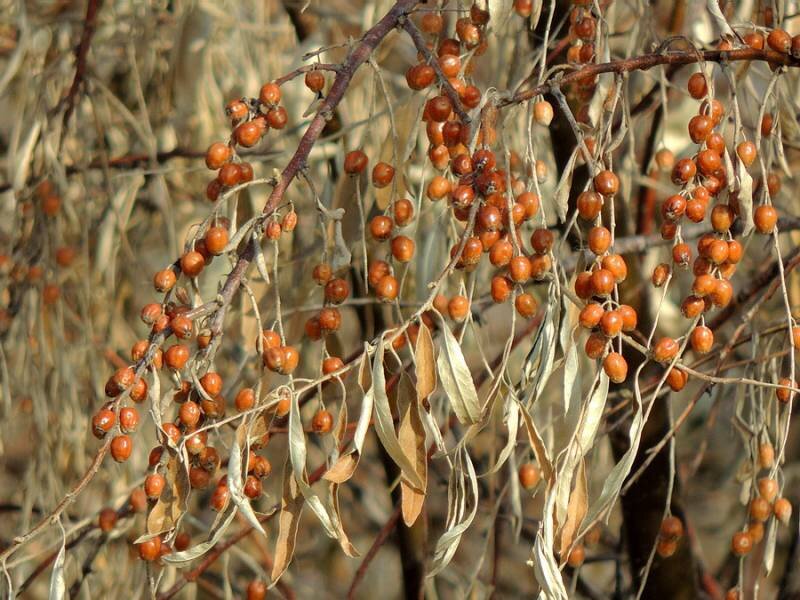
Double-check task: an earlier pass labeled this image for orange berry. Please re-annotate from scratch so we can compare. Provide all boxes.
[603,352,628,383]
[518,463,540,489]
[653,337,679,363]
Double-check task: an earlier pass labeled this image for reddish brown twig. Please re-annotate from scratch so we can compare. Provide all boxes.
[502,48,800,108]
[346,504,403,599]
[61,0,104,129]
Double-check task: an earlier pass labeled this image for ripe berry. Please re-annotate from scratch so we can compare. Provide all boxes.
[235,121,262,147]
[567,545,585,568]
[247,580,268,600]
[774,498,792,525]
[154,269,176,293]
[305,70,325,92]
[312,409,333,433]
[369,215,393,241]
[590,268,615,296]
[577,191,602,220]
[325,278,349,304]
[372,162,395,187]
[776,377,795,403]
[587,227,611,255]
[491,276,513,303]
[244,475,262,499]
[666,367,688,391]
[600,310,623,337]
[322,356,345,376]
[515,293,537,318]
[767,28,791,53]
[509,256,532,282]
[235,388,256,412]
[652,263,670,287]
[710,279,733,308]
[448,295,470,321]
[344,150,368,175]
[406,64,435,90]
[205,142,231,170]
[660,516,684,540]
[671,158,697,185]
[618,305,637,331]
[427,176,452,201]
[376,275,399,302]
[656,539,677,558]
[266,106,288,129]
[758,477,779,502]
[98,507,118,532]
[164,344,190,370]
[736,141,757,167]
[750,497,771,522]
[204,226,229,256]
[145,473,166,500]
[518,463,540,489]
[391,236,415,262]
[579,303,604,329]
[653,337,679,363]
[517,192,540,219]
[119,406,140,433]
[731,531,752,556]
[138,537,162,561]
[92,408,116,439]
[393,199,414,226]
[690,326,714,354]
[754,205,778,234]
[110,435,133,462]
[180,251,205,277]
[687,72,707,99]
[574,272,593,299]
[533,100,554,126]
[710,204,735,232]
[259,82,281,105]
[603,352,628,383]
[218,163,242,187]
[585,332,608,359]
[688,115,713,143]
[593,170,619,196]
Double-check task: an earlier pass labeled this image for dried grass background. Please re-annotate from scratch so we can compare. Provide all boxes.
[0,1,800,599]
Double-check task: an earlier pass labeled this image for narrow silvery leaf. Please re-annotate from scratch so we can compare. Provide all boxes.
[737,155,754,235]
[706,0,735,38]
[228,426,266,536]
[331,220,351,272]
[253,233,270,283]
[429,447,479,576]
[288,390,339,538]
[415,322,436,401]
[436,324,481,424]
[163,508,239,564]
[48,535,66,600]
[222,215,260,253]
[372,343,426,489]
[553,149,578,222]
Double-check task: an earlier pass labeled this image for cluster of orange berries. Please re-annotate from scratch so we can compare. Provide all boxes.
[644,67,785,387]
[572,170,635,383]
[655,515,684,558]
[564,0,598,65]
[731,476,792,558]
[0,180,76,320]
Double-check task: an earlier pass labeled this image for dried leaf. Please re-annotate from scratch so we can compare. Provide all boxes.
[48,534,66,600]
[397,374,427,526]
[706,0,735,38]
[271,457,305,582]
[228,425,266,536]
[146,455,188,535]
[415,321,436,401]
[436,324,481,425]
[736,155,754,235]
[553,148,578,222]
[288,390,339,537]
[558,459,588,561]
[162,508,239,565]
[372,343,426,489]
[331,220,351,272]
[253,234,271,283]
[429,446,479,576]
[518,401,554,484]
